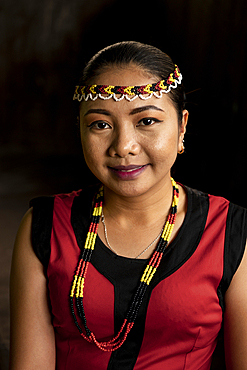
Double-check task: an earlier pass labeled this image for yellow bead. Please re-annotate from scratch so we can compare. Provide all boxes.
[141,265,151,283]
[76,276,82,298]
[104,85,115,95]
[70,275,78,297]
[123,86,135,95]
[144,266,153,284]
[143,84,152,94]
[89,85,97,94]
[158,80,167,90]
[80,278,85,298]
[80,86,86,95]
[147,267,156,285]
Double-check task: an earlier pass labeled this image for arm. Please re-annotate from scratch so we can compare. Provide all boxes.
[9,209,56,370]
[224,240,247,370]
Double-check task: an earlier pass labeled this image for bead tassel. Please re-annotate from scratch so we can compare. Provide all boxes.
[70,179,179,351]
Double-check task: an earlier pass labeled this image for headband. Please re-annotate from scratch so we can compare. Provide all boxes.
[73,64,182,102]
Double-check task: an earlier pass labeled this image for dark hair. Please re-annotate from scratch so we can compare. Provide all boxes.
[79,41,186,122]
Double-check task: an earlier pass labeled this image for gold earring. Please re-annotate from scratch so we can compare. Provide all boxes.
[178,139,185,154]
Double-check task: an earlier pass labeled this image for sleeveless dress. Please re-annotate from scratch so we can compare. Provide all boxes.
[30,185,247,370]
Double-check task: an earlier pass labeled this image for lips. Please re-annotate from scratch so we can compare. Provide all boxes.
[109,165,145,172]
[108,164,148,180]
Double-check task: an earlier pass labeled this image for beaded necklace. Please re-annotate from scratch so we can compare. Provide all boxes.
[70,178,179,351]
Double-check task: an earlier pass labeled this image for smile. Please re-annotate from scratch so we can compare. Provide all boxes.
[108,165,148,180]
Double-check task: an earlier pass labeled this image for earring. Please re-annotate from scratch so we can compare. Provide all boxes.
[178,139,185,154]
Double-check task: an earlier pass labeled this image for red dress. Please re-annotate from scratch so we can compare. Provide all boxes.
[30,185,247,369]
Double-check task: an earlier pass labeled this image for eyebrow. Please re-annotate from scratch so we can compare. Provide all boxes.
[129,105,164,115]
[84,105,164,117]
[84,108,111,117]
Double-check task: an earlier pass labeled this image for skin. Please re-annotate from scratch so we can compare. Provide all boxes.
[224,245,247,369]
[80,66,186,200]
[80,66,188,258]
[9,209,56,370]
[9,64,247,369]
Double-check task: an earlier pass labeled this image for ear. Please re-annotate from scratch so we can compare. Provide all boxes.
[178,110,189,153]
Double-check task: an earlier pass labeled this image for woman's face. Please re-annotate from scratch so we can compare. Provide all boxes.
[79,65,188,198]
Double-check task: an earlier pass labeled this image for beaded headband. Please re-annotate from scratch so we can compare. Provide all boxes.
[73,64,182,102]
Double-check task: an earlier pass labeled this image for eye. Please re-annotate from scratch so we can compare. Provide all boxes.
[137,117,162,126]
[88,121,111,130]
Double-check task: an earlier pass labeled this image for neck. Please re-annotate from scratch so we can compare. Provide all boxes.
[103,178,174,227]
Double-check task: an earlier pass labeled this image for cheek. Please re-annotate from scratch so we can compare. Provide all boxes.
[146,129,178,163]
[81,136,95,166]
[81,135,106,177]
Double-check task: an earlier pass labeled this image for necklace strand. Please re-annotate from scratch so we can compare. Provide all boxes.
[101,209,163,259]
[70,178,179,351]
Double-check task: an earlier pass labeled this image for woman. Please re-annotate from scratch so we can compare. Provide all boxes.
[9,41,247,370]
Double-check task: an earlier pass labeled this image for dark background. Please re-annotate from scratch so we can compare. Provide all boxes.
[1,0,247,202]
[1,0,246,368]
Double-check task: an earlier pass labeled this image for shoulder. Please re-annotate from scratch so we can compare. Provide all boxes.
[224,239,247,368]
[185,183,247,250]
[14,208,33,248]
[184,184,247,218]
[30,189,82,208]
[29,188,94,217]
[182,184,229,225]
[11,208,42,278]
[184,185,247,297]
[29,190,81,267]
[184,184,229,205]
[184,184,247,271]
[30,185,100,208]
[10,211,56,369]
[29,186,99,266]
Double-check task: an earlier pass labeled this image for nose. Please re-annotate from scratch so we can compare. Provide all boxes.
[108,126,140,158]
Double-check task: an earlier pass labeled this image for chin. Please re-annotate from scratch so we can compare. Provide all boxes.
[104,180,158,199]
